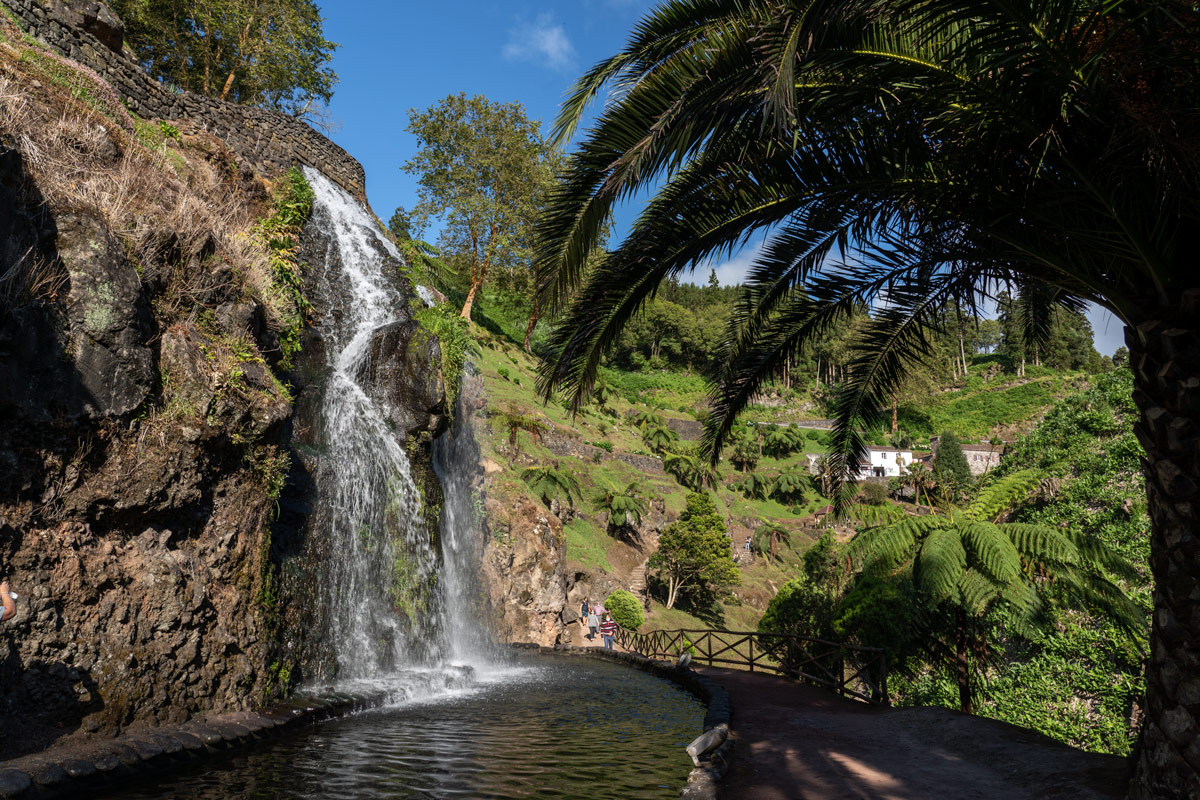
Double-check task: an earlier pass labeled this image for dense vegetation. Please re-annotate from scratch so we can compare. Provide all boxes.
[110,0,337,117]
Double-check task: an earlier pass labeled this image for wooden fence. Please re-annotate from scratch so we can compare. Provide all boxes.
[616,627,889,705]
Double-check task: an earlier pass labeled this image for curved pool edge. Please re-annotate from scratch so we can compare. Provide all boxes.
[0,689,390,800]
[511,643,734,800]
[0,648,734,800]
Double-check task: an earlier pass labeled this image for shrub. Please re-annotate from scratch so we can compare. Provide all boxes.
[859,481,889,505]
[806,430,820,440]
[497,367,510,380]
[605,589,644,630]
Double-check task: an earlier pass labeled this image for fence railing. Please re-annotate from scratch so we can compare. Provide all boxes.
[615,627,889,705]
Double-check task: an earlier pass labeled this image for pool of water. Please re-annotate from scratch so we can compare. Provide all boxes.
[104,655,705,800]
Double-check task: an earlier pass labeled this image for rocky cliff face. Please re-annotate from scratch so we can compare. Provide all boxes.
[0,6,446,756]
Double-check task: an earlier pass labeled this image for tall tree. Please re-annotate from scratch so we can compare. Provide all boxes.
[404,94,556,321]
[531,3,1200,794]
[648,493,739,608]
[111,0,337,116]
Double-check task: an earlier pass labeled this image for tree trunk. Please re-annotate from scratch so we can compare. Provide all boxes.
[955,608,972,714]
[460,275,483,320]
[666,577,679,610]
[1127,292,1200,800]
[523,310,539,353]
[892,396,898,434]
[220,69,236,101]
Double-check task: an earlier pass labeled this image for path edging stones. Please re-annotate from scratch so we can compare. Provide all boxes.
[511,643,734,800]
[0,689,390,799]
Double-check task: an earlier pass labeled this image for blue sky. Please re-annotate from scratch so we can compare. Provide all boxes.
[316,0,1123,355]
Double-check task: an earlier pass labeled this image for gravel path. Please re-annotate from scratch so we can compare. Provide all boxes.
[697,666,1128,800]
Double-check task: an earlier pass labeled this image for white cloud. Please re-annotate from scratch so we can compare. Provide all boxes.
[503,14,576,71]
[694,243,764,287]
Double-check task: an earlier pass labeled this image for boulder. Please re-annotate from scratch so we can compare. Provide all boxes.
[358,320,447,441]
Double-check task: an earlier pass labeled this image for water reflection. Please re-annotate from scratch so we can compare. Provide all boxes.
[106,657,704,800]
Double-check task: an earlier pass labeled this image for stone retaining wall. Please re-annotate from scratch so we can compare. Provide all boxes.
[0,0,368,203]
[541,432,665,474]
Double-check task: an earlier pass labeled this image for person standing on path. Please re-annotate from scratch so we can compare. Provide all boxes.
[587,607,600,641]
[599,613,618,650]
[580,598,590,633]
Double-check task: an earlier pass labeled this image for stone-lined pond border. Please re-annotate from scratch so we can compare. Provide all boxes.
[0,689,392,799]
[0,645,733,800]
[512,643,735,799]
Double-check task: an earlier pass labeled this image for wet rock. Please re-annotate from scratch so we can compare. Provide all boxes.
[358,320,447,442]
[60,759,96,779]
[29,763,68,789]
[170,731,205,751]
[58,212,155,417]
[0,770,31,797]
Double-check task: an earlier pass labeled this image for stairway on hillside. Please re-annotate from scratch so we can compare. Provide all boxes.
[629,562,648,595]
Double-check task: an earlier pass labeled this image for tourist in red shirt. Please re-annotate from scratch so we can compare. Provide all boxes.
[599,613,618,650]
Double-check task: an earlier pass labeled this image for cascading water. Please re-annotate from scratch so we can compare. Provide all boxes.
[433,370,494,664]
[302,168,472,687]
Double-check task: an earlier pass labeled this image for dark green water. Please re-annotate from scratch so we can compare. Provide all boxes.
[103,655,704,800]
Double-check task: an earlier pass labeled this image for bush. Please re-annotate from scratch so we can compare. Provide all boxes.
[806,430,820,440]
[859,481,889,505]
[605,589,644,630]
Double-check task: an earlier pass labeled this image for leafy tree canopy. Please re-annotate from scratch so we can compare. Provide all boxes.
[648,492,738,609]
[403,93,558,320]
[112,0,337,117]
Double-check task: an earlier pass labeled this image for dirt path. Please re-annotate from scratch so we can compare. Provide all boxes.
[696,666,1128,800]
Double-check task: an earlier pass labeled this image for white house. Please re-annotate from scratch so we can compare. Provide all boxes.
[862,446,913,478]
[806,447,913,478]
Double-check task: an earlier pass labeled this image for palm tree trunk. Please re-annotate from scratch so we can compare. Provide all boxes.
[1127,298,1200,800]
[956,608,972,714]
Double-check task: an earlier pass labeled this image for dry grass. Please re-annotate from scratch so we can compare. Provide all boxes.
[0,42,295,337]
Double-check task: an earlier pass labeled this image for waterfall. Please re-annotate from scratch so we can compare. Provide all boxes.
[299,168,498,695]
[302,168,443,678]
[434,370,494,664]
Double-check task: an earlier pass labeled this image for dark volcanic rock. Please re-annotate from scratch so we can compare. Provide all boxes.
[57,212,155,418]
[360,320,447,441]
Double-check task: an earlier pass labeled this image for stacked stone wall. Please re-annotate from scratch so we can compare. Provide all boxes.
[0,0,367,203]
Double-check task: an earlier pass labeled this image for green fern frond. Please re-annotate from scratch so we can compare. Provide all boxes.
[959,520,1022,585]
[1001,523,1079,567]
[957,568,1001,616]
[966,469,1043,521]
[916,527,967,602]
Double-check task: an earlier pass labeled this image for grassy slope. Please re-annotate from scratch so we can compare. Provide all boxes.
[463,295,1081,637]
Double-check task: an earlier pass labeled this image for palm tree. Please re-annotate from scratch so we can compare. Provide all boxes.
[771,467,809,504]
[662,451,717,492]
[732,471,771,500]
[631,408,666,430]
[641,423,679,454]
[753,521,792,562]
[762,427,797,458]
[496,404,546,462]
[532,3,1195,791]
[848,471,1140,715]
[592,482,649,537]
[592,374,614,410]
[521,466,582,509]
[730,431,760,473]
